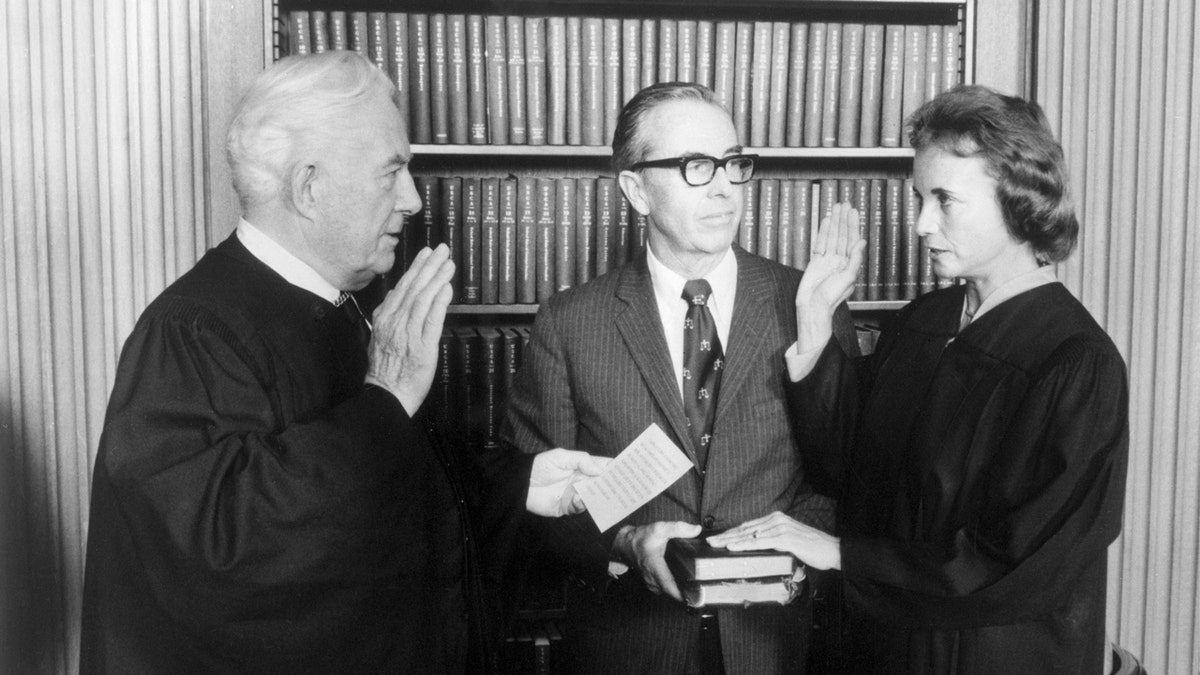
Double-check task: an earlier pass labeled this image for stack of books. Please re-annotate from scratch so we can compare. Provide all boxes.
[666,537,805,609]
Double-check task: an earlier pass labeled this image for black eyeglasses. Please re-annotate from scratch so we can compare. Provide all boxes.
[630,153,758,187]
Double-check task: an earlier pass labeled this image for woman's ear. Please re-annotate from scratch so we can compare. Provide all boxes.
[618,170,651,216]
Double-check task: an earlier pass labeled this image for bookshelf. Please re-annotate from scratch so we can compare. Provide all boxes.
[264,0,975,670]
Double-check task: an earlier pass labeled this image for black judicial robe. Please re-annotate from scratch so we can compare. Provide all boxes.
[788,283,1128,674]
[81,234,532,674]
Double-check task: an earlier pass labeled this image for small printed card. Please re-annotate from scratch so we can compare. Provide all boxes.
[576,423,693,532]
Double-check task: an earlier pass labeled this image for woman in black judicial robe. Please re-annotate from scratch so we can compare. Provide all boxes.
[708,85,1129,674]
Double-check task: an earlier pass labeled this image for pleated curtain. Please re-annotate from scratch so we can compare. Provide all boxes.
[1,1,208,672]
[1037,1,1200,673]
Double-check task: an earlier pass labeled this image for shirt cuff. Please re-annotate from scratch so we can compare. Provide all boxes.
[785,340,826,382]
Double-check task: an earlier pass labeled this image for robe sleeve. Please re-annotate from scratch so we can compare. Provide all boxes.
[98,301,428,639]
[839,333,1129,629]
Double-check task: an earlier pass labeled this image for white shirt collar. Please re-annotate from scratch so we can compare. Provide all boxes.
[965,265,1059,327]
[236,219,341,304]
[646,245,738,397]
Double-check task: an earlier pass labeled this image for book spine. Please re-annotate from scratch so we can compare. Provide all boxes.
[453,328,477,447]
[387,14,410,139]
[884,178,905,300]
[288,11,311,56]
[901,25,927,147]
[501,327,522,408]
[793,179,813,269]
[310,11,329,53]
[677,20,697,83]
[498,178,518,304]
[633,211,649,254]
[581,18,605,146]
[738,179,758,254]
[866,178,885,300]
[415,175,440,252]
[614,188,631,268]
[858,25,885,147]
[430,14,450,144]
[368,13,388,73]
[478,327,501,450]
[507,16,528,144]
[555,178,576,292]
[942,24,961,92]
[517,177,537,304]
[434,329,454,423]
[713,22,737,114]
[604,19,623,141]
[485,16,509,145]
[907,178,934,294]
[566,17,583,145]
[328,11,348,51]
[732,22,754,144]
[594,177,615,277]
[535,178,557,302]
[924,25,942,108]
[767,22,791,148]
[448,15,470,144]
[442,177,463,300]
[481,177,500,303]
[695,21,715,88]
[657,19,677,82]
[898,177,918,299]
[851,178,869,300]
[820,23,842,148]
[837,24,864,147]
[466,15,488,144]
[776,179,795,267]
[640,20,657,88]
[348,12,367,57]
[575,178,596,284]
[784,23,808,147]
[803,23,826,147]
[461,177,482,303]
[622,19,642,104]
[546,17,567,145]
[879,25,905,147]
[525,18,547,146]
[748,22,773,147]
[756,178,779,261]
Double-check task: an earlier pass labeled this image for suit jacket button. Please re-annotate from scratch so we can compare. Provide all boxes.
[702,515,716,529]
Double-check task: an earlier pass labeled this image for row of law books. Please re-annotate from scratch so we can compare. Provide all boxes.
[284,11,961,148]
[403,174,952,307]
[428,325,530,453]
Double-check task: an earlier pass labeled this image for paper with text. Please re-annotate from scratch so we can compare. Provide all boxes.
[576,423,694,532]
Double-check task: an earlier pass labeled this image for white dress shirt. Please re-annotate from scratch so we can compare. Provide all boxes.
[646,246,738,399]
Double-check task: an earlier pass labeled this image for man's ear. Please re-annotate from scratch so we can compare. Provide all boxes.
[289,163,320,219]
[618,169,650,216]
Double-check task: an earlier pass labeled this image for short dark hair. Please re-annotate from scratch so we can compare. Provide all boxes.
[907,84,1079,263]
[611,82,725,173]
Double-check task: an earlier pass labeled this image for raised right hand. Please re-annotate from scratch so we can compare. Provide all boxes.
[365,244,455,416]
[794,203,866,352]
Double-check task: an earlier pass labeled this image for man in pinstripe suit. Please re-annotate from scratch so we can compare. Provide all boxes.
[502,83,858,675]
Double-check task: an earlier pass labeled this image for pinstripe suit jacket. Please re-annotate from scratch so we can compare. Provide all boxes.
[502,247,857,675]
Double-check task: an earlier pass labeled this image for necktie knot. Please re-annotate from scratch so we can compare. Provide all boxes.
[683,279,713,307]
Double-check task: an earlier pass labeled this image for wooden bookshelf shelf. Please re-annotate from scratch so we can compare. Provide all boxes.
[413,144,916,159]
[450,300,911,314]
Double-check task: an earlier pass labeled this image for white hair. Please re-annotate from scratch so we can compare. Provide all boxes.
[225,51,398,209]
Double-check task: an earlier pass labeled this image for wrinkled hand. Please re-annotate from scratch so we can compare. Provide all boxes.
[706,511,841,571]
[366,245,455,416]
[794,203,866,353]
[613,521,703,601]
[526,449,611,517]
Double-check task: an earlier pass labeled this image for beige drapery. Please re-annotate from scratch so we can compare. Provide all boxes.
[1038,1,1200,672]
[1,1,207,671]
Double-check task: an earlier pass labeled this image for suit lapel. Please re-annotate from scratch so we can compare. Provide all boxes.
[614,255,703,470]
[715,249,777,423]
